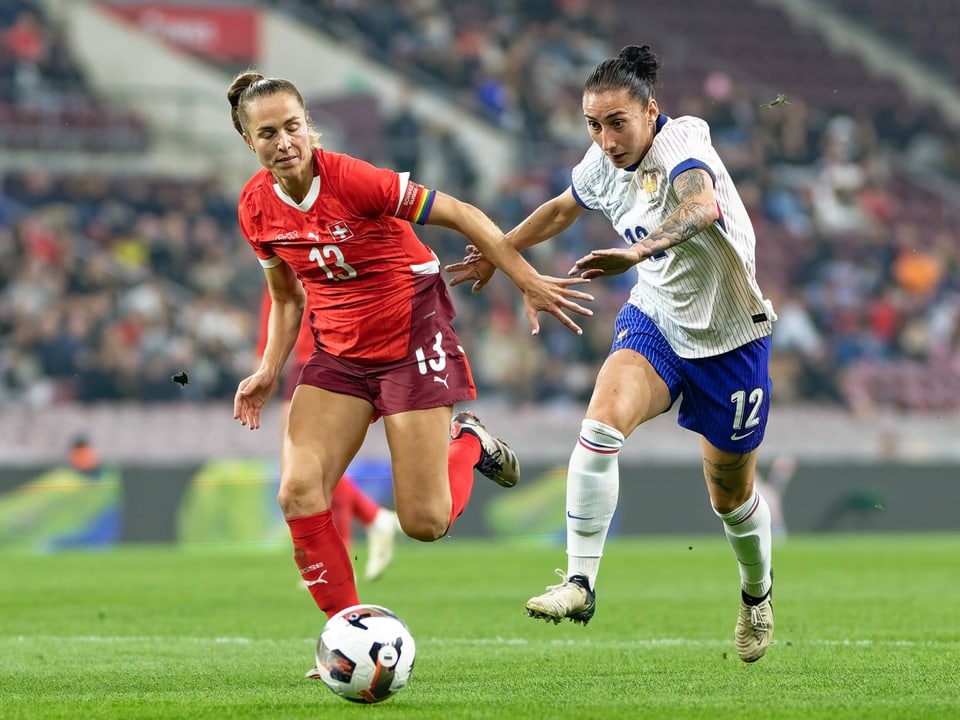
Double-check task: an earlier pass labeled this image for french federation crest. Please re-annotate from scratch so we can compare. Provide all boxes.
[641,170,659,201]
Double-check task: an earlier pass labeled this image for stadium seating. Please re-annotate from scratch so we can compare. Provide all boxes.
[829,0,960,82]
[0,1,149,152]
[2,0,959,412]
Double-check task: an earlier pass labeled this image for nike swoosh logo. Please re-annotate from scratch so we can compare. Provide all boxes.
[567,511,593,520]
[730,429,757,441]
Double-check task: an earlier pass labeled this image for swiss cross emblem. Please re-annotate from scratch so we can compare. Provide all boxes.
[327,221,353,242]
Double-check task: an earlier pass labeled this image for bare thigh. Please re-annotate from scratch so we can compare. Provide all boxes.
[383,405,454,541]
[586,349,673,437]
[279,385,375,519]
[700,437,759,513]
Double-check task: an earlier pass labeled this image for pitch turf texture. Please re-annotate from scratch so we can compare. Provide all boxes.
[2,535,957,720]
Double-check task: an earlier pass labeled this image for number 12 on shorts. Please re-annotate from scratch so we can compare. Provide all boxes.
[729,388,763,441]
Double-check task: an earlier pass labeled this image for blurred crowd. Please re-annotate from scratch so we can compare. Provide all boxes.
[0,0,147,151]
[2,0,959,413]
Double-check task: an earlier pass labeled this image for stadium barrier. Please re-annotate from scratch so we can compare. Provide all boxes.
[1,459,956,550]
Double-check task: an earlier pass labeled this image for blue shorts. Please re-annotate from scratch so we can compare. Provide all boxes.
[610,304,772,453]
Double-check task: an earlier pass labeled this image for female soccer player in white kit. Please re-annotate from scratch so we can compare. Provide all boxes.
[447,45,777,662]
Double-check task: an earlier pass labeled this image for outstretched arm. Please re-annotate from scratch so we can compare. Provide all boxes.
[445,187,585,292]
[427,191,593,335]
[570,167,720,279]
[506,187,587,250]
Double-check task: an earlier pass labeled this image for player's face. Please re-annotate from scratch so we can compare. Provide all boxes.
[243,93,313,186]
[583,89,659,168]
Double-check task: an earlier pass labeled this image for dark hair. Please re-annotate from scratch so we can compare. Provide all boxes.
[584,45,660,105]
[227,70,320,144]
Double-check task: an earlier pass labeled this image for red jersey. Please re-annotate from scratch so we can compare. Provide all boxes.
[239,149,457,362]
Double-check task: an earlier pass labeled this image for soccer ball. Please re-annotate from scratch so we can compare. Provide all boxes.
[315,604,416,703]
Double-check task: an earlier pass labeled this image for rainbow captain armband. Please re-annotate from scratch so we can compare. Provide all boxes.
[396,181,437,225]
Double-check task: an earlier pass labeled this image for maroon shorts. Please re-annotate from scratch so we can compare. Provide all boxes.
[296,321,477,418]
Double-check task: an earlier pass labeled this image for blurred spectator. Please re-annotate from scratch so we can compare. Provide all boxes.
[384,89,423,176]
[3,0,960,412]
[69,434,101,478]
[0,1,146,151]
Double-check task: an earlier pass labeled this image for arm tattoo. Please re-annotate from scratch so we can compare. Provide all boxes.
[643,169,715,252]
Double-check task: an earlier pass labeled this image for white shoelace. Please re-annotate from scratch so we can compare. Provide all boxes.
[541,568,576,593]
[750,604,769,629]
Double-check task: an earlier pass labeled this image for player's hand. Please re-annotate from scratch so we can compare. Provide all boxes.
[520,274,593,336]
[233,370,277,430]
[444,245,497,293]
[569,246,644,279]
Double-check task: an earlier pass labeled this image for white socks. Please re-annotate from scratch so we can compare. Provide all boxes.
[716,489,773,599]
[566,419,624,587]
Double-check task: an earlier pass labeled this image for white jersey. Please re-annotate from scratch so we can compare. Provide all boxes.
[571,114,776,358]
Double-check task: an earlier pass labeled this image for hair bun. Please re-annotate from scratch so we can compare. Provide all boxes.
[617,44,659,84]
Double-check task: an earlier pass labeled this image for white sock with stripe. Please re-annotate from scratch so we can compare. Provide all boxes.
[716,489,773,599]
[565,419,624,588]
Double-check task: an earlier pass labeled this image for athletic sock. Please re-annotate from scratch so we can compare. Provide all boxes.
[329,479,356,551]
[342,476,380,527]
[287,510,359,618]
[565,419,624,588]
[444,432,480,531]
[716,489,773,599]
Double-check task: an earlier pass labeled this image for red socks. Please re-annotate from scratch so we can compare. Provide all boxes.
[287,510,359,618]
[329,475,380,551]
[287,436,479,616]
[447,432,480,530]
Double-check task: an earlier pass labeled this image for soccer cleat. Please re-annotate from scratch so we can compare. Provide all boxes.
[450,411,520,488]
[305,667,322,680]
[364,509,400,582]
[525,569,596,626]
[735,589,774,662]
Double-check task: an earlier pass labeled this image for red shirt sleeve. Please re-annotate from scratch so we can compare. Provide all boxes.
[326,153,435,224]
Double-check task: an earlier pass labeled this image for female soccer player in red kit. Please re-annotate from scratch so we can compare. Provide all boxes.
[227,71,592,671]
[258,289,400,582]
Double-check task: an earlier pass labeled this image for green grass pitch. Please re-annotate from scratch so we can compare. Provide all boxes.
[1,534,957,719]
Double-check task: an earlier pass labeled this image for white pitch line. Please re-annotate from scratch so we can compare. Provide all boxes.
[4,635,959,649]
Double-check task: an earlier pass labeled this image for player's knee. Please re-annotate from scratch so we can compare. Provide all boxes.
[277,475,325,518]
[710,485,755,515]
[397,509,447,542]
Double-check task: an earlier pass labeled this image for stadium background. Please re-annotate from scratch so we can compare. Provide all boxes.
[1,0,959,548]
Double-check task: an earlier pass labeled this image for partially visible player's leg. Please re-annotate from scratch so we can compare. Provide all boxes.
[761,455,797,539]
[702,442,774,662]
[330,473,392,552]
[702,442,771,593]
[385,405,460,541]
[385,404,519,543]
[329,476,360,552]
[329,475,401,582]
[449,411,520,488]
[378,326,515,540]
[281,386,374,618]
[703,440,774,662]
[363,505,400,582]
[527,346,671,625]
[690,336,775,662]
